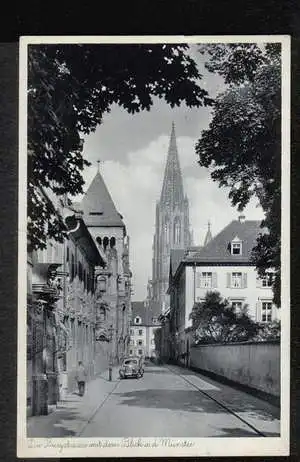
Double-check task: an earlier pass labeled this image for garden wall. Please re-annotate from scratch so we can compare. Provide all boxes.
[190,340,280,397]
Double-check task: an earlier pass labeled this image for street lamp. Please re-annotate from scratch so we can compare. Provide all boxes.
[108,324,113,381]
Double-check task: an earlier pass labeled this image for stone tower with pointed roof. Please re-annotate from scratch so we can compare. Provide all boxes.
[77,168,132,366]
[151,123,192,311]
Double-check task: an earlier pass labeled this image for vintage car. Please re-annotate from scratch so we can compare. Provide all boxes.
[119,356,144,379]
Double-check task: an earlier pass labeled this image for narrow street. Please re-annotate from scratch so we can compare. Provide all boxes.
[78,363,280,438]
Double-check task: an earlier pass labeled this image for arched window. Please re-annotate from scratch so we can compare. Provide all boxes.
[96,236,102,246]
[110,237,116,248]
[103,236,109,251]
[164,223,170,244]
[174,217,181,244]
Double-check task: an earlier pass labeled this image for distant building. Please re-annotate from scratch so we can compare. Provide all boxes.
[167,216,280,363]
[129,301,161,358]
[150,123,192,312]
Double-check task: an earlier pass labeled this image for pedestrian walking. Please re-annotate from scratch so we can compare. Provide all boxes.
[75,361,87,396]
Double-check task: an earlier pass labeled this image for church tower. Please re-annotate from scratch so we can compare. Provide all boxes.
[78,167,132,366]
[151,123,192,311]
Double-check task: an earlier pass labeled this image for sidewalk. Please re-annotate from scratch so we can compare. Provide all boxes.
[27,366,120,438]
[166,364,280,436]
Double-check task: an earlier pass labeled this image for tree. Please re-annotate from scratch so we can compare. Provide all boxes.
[253,319,281,342]
[28,44,213,251]
[189,291,259,344]
[195,44,281,306]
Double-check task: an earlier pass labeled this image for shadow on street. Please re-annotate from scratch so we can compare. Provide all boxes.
[114,387,279,424]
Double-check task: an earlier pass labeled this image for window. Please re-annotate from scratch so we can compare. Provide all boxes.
[138,340,143,346]
[99,306,106,322]
[261,273,274,287]
[231,301,243,313]
[130,329,134,335]
[138,329,143,336]
[103,236,109,251]
[261,301,273,322]
[71,254,75,281]
[200,272,212,288]
[129,339,134,345]
[231,242,242,255]
[197,272,217,289]
[164,223,170,244]
[174,218,181,244]
[135,316,141,325]
[231,272,242,288]
[129,349,133,355]
[78,261,83,281]
[138,349,143,355]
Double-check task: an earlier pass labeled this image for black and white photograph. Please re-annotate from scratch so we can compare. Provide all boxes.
[18,35,290,457]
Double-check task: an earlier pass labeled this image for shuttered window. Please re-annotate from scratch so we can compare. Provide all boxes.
[227,272,247,288]
[196,272,217,288]
[232,272,242,288]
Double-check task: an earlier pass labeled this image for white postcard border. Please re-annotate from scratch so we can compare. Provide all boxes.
[17,34,290,458]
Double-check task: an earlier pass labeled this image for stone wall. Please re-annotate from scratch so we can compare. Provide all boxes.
[190,341,280,397]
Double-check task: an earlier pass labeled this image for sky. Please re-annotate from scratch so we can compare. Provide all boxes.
[75,46,264,301]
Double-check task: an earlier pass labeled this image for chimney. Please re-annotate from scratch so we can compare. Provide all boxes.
[238,214,246,223]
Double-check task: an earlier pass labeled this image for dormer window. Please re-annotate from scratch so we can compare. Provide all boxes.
[134,316,141,325]
[231,236,242,255]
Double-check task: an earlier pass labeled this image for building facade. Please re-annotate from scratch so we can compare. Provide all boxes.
[151,123,192,312]
[27,192,107,415]
[167,217,280,363]
[129,301,161,358]
[77,168,132,370]
[27,167,132,416]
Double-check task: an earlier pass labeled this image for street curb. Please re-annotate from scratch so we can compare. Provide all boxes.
[76,379,121,437]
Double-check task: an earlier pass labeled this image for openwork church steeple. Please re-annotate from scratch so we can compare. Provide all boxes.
[160,122,184,207]
[150,123,193,311]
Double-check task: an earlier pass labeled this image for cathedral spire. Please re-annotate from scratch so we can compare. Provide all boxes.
[204,220,212,246]
[160,123,184,206]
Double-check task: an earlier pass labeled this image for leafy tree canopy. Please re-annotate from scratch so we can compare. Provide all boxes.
[28,44,213,251]
[190,291,259,344]
[253,319,281,342]
[195,43,281,305]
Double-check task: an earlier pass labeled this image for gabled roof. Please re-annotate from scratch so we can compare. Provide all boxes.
[79,171,125,228]
[131,300,161,326]
[184,220,264,264]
